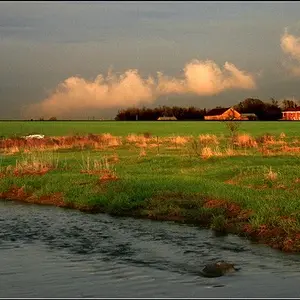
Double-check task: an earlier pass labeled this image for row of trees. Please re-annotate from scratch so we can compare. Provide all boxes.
[115,98,299,121]
[115,106,207,121]
[232,98,281,121]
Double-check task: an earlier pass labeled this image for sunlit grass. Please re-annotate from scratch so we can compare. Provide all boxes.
[2,120,300,138]
[1,123,300,251]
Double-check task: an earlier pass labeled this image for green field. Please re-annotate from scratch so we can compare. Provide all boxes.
[1,120,300,252]
[1,121,300,138]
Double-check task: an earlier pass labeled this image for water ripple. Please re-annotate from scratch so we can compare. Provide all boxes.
[1,200,300,297]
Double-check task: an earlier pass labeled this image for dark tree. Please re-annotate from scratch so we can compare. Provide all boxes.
[234,98,282,120]
[115,106,206,121]
[281,99,298,110]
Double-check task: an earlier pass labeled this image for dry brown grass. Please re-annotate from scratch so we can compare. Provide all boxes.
[126,134,151,149]
[280,146,300,153]
[173,136,190,146]
[80,155,118,181]
[148,143,159,148]
[213,147,223,157]
[265,167,278,181]
[126,134,146,144]
[225,148,236,156]
[2,132,300,161]
[3,146,20,155]
[135,141,148,148]
[198,134,219,146]
[256,133,276,145]
[99,171,119,182]
[107,153,120,163]
[201,147,214,159]
[280,132,286,139]
[0,134,123,153]
[234,134,257,148]
[1,151,59,176]
[100,133,122,147]
[139,148,147,157]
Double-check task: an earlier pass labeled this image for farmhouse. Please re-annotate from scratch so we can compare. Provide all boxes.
[204,107,242,120]
[282,107,300,120]
[157,116,178,121]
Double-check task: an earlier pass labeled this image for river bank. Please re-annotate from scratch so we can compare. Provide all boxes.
[1,185,300,253]
[1,131,300,253]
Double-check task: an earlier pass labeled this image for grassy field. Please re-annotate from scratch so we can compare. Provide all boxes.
[1,120,300,138]
[1,122,300,252]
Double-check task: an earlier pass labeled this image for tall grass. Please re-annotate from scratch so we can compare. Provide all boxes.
[2,151,60,176]
[80,153,118,180]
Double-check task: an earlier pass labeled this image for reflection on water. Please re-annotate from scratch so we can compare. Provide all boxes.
[1,200,300,297]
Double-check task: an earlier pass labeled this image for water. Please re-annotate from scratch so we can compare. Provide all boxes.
[1,200,300,298]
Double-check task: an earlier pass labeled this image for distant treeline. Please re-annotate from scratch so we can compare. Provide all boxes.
[115,98,297,121]
[115,106,207,121]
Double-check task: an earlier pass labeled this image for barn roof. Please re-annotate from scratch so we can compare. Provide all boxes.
[205,107,230,116]
[283,107,300,112]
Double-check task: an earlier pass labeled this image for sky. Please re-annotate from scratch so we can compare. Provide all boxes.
[1,1,300,119]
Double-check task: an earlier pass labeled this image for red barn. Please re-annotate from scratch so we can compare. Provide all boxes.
[282,107,300,120]
[204,107,242,120]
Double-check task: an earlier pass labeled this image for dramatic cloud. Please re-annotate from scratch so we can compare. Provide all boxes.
[280,29,300,76]
[25,59,256,119]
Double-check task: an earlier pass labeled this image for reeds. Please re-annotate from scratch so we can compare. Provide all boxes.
[5,151,60,176]
[0,131,300,159]
[0,134,123,153]
[80,154,118,181]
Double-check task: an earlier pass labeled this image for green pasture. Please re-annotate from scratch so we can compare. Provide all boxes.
[1,121,300,138]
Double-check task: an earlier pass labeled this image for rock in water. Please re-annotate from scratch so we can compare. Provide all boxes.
[200,261,238,278]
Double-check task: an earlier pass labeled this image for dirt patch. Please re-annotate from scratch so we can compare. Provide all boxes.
[81,170,119,182]
[13,168,50,177]
[0,166,51,178]
[204,199,252,221]
[31,193,65,206]
[224,179,238,185]
[99,172,119,182]
[0,187,65,207]
[0,186,32,201]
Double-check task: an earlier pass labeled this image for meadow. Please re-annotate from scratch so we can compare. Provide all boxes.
[1,120,300,138]
[1,120,300,252]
